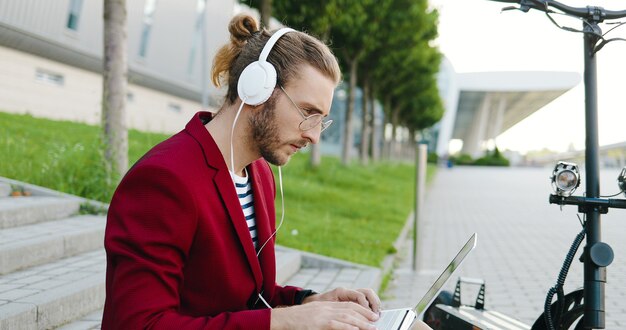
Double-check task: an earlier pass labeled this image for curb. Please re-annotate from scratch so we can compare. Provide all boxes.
[0,176,109,213]
[379,212,415,293]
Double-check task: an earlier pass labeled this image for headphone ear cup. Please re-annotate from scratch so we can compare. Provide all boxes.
[237,61,277,106]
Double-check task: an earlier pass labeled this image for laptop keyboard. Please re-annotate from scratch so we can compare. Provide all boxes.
[375,309,408,330]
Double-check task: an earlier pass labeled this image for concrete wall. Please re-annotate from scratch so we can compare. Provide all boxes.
[0,45,204,133]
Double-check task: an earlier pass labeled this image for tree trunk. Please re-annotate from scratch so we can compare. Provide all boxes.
[390,106,400,160]
[309,144,321,167]
[381,96,391,160]
[103,0,128,181]
[407,130,416,161]
[370,87,380,162]
[261,0,272,28]
[341,59,357,165]
[309,28,330,169]
[359,80,370,165]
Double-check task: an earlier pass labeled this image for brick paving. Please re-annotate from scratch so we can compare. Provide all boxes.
[284,267,378,293]
[383,166,626,329]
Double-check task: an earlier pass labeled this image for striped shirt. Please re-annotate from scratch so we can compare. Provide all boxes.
[232,171,257,249]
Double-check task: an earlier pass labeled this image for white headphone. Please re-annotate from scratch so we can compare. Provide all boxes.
[237,28,295,106]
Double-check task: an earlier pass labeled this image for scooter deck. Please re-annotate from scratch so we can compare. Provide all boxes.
[427,305,531,330]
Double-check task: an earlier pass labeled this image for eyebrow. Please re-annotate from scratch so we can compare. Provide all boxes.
[300,103,325,116]
[280,85,329,117]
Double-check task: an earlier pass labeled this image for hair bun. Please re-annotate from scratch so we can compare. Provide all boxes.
[229,14,259,46]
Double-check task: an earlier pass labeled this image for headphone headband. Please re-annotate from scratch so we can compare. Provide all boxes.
[259,28,295,63]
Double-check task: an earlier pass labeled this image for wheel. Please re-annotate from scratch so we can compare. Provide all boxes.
[531,289,584,330]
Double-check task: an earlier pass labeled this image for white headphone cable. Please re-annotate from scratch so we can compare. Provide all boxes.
[229,100,246,176]
[255,165,285,309]
[256,165,284,258]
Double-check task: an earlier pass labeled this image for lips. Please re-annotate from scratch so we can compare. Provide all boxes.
[290,142,309,153]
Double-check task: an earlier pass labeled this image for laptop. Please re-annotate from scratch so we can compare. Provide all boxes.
[374,233,478,330]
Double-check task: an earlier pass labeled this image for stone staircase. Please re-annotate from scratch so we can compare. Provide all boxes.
[0,177,381,329]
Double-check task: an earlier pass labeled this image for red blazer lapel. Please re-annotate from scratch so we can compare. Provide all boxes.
[186,112,264,292]
[213,170,264,290]
[249,162,278,294]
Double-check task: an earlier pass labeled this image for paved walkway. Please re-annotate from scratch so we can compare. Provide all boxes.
[382,166,626,329]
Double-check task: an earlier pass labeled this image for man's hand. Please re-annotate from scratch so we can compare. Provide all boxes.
[271,301,379,330]
[302,287,382,314]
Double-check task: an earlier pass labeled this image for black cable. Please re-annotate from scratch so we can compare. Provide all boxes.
[576,213,585,227]
[600,190,626,198]
[539,5,626,55]
[544,226,586,330]
[603,21,626,36]
[594,37,626,53]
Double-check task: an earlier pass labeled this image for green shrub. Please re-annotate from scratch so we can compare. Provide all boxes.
[473,147,510,167]
[451,153,474,165]
[449,148,509,167]
[427,152,438,164]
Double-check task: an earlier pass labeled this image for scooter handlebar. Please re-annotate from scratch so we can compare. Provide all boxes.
[487,0,626,20]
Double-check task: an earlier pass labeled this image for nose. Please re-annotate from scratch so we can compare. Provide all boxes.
[301,126,321,145]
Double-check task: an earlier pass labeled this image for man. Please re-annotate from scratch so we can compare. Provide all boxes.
[102,15,384,329]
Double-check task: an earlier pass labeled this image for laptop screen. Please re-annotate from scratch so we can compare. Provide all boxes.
[415,233,477,315]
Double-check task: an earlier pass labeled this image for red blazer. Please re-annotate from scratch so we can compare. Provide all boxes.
[102,112,301,329]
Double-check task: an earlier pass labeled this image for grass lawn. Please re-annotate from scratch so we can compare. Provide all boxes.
[0,111,433,266]
[273,153,427,266]
[0,112,168,202]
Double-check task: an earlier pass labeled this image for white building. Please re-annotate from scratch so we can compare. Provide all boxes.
[433,57,580,158]
[0,0,237,133]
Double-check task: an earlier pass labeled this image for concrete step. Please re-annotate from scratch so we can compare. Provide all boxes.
[283,267,381,293]
[279,246,383,293]
[0,249,105,330]
[55,310,102,330]
[0,196,81,229]
[0,215,105,275]
[275,249,302,285]
[0,182,10,197]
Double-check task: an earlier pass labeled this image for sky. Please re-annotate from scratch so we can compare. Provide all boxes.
[430,0,626,154]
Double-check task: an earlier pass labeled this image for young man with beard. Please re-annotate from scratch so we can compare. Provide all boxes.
[103,14,428,330]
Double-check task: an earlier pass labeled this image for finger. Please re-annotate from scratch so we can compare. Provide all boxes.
[356,288,382,313]
[337,301,379,322]
[335,288,370,310]
[329,311,377,330]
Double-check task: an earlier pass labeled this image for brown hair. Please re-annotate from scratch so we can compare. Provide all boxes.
[211,14,341,105]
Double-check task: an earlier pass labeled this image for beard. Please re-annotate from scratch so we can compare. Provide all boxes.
[249,95,307,166]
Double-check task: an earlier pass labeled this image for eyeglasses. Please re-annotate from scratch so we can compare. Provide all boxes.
[279,86,333,133]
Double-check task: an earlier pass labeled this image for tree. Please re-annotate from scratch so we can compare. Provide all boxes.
[356,0,394,163]
[372,0,442,159]
[103,0,128,182]
[327,0,382,165]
